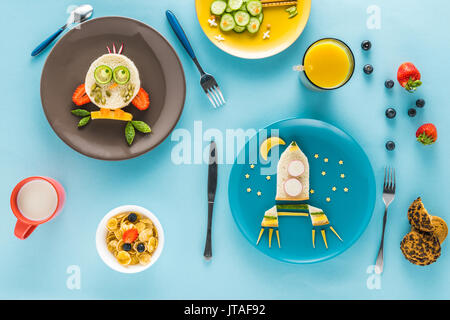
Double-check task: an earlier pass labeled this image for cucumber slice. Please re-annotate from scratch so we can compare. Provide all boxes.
[233,25,246,33]
[234,10,250,26]
[113,66,130,85]
[228,0,244,10]
[94,65,113,84]
[246,0,262,16]
[220,13,236,31]
[210,1,227,15]
[246,17,260,33]
[257,12,264,23]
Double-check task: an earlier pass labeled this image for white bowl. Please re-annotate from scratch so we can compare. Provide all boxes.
[96,205,164,273]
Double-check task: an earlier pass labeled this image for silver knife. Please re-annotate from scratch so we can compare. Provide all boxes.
[204,140,218,260]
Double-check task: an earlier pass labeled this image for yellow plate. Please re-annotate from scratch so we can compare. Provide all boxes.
[196,0,311,59]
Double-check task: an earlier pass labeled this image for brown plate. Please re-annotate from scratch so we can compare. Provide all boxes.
[41,16,186,160]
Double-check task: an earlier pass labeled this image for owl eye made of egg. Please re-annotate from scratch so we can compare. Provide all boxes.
[94,65,130,85]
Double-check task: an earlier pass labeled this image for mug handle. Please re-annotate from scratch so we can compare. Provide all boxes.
[14,220,37,240]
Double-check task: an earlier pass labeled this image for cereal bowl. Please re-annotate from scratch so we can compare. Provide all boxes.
[96,205,164,273]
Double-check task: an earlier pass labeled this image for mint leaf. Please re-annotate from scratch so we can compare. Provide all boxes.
[125,121,135,145]
[78,116,90,127]
[131,121,151,134]
[72,109,91,117]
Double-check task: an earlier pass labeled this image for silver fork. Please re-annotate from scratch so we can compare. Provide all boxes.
[166,10,225,108]
[375,167,396,274]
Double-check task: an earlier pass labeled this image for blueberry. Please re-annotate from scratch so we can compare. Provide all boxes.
[408,108,417,117]
[385,141,396,151]
[127,213,137,222]
[361,40,372,51]
[363,64,373,74]
[137,243,145,253]
[416,99,425,108]
[122,243,132,251]
[385,80,394,89]
[385,108,396,119]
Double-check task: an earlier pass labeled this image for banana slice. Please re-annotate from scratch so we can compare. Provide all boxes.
[260,137,286,161]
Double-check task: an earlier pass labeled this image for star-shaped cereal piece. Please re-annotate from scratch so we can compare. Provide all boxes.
[246,188,252,193]
[214,34,225,42]
[310,189,315,194]
[245,174,250,179]
[314,154,319,159]
[324,158,329,163]
[326,197,331,202]
[344,187,349,192]
[321,171,326,176]
[332,186,337,192]
[256,191,262,196]
[250,164,255,169]
[339,160,344,165]
[340,173,345,179]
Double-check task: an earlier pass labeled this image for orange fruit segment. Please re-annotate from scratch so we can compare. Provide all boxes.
[91,108,133,121]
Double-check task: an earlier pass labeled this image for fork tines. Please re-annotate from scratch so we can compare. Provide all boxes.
[383,167,396,193]
[205,85,225,109]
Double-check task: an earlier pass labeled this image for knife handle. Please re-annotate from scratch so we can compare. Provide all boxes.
[203,202,214,259]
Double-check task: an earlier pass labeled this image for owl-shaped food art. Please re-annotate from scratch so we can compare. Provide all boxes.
[275,141,310,201]
[71,44,151,145]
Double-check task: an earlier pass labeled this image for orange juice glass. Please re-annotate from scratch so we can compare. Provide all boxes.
[297,38,355,91]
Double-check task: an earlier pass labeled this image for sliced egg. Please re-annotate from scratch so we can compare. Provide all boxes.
[284,178,303,197]
[287,160,305,177]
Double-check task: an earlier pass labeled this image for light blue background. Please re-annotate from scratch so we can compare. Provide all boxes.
[1,0,449,299]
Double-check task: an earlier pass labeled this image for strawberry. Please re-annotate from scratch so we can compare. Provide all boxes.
[132,88,150,111]
[72,84,91,106]
[122,228,139,243]
[416,123,437,145]
[397,62,422,92]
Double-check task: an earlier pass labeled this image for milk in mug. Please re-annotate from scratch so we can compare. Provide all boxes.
[17,180,58,221]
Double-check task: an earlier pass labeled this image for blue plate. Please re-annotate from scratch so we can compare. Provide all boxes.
[228,118,376,264]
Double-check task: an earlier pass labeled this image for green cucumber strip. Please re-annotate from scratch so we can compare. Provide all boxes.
[276,204,309,211]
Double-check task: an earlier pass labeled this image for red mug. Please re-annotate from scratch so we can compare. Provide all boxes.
[10,177,65,240]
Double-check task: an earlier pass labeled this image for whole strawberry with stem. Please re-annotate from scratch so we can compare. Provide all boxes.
[416,123,437,145]
[397,62,422,92]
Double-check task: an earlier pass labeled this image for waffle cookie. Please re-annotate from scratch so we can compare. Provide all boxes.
[407,197,434,232]
[400,230,441,266]
[401,197,447,266]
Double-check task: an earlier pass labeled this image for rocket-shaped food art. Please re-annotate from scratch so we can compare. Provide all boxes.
[276,141,310,201]
[255,139,342,249]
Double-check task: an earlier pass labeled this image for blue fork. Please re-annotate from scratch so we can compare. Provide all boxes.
[166,10,225,108]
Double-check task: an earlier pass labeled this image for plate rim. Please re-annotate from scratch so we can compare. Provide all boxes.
[228,117,376,264]
[195,0,312,59]
[40,16,186,161]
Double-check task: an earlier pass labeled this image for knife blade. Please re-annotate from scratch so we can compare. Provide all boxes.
[204,141,218,259]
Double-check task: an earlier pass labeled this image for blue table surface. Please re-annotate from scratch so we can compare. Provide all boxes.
[1,0,449,299]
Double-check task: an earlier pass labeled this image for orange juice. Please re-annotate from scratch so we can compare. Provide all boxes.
[302,39,354,89]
